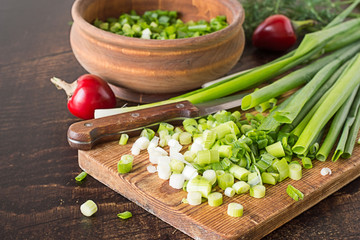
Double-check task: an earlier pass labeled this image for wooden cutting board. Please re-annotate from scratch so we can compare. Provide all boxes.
[78,130,360,240]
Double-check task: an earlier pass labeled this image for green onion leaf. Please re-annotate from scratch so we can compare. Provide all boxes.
[286,184,304,201]
[117,211,132,219]
[75,171,87,182]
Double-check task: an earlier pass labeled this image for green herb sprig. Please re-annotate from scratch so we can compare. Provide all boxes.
[239,0,345,41]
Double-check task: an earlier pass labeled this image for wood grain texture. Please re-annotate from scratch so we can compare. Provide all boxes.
[1,0,360,239]
[78,130,360,240]
[70,0,245,94]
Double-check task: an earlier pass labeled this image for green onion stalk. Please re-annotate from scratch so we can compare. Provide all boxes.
[241,41,360,111]
[272,44,360,124]
[332,87,360,161]
[292,54,360,155]
[285,61,350,133]
[316,85,360,161]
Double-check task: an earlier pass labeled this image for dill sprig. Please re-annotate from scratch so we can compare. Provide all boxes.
[239,0,347,41]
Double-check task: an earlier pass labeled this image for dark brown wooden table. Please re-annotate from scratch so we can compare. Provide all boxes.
[1,0,359,239]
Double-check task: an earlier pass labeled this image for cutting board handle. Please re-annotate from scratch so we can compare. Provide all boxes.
[67,101,199,150]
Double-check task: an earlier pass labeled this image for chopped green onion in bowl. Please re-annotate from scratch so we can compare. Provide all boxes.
[93,10,228,39]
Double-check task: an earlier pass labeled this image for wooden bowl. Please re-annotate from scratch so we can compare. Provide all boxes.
[70,0,245,94]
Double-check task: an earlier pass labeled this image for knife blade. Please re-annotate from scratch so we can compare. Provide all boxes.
[67,92,246,150]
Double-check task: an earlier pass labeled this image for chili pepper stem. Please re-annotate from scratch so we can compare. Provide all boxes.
[292,19,317,32]
[50,77,78,99]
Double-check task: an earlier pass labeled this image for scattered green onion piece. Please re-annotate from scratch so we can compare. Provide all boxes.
[187,191,202,205]
[247,172,261,186]
[261,172,277,185]
[232,181,250,194]
[229,165,250,181]
[273,158,289,182]
[186,176,211,198]
[172,132,180,141]
[117,211,132,219]
[266,141,285,158]
[75,171,87,182]
[250,185,266,198]
[288,162,302,180]
[119,134,129,145]
[227,203,244,217]
[224,187,235,197]
[207,192,223,206]
[202,169,217,185]
[220,158,232,170]
[141,128,155,140]
[286,184,304,201]
[213,123,232,139]
[174,127,183,133]
[218,145,232,158]
[269,173,280,182]
[179,132,192,145]
[158,122,174,133]
[117,155,134,174]
[215,170,225,181]
[301,157,313,169]
[241,124,253,134]
[195,149,219,166]
[170,159,184,174]
[218,173,234,190]
[224,134,237,144]
[232,111,241,121]
[80,200,98,217]
[184,151,196,162]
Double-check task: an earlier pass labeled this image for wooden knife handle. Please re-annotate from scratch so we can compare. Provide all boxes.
[67,101,200,150]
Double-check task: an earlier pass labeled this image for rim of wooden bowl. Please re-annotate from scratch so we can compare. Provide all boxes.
[71,0,245,49]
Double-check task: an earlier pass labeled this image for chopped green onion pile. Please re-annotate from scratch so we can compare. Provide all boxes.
[93,10,228,39]
[126,108,315,211]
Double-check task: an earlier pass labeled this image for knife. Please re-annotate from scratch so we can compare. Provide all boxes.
[67,92,246,150]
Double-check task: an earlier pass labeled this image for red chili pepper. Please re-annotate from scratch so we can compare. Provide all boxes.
[51,74,116,119]
[252,15,314,51]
